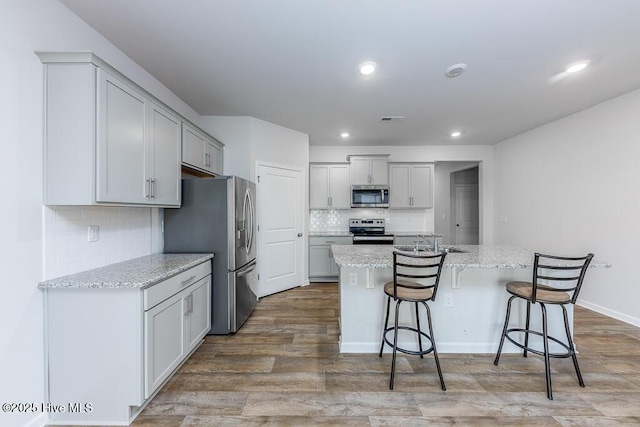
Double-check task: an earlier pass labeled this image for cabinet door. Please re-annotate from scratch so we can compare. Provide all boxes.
[205,140,223,175]
[309,165,329,209]
[182,123,206,170]
[97,70,147,203]
[328,165,350,209]
[410,164,433,208]
[370,157,388,185]
[350,157,372,185]
[149,104,181,206]
[186,277,211,352]
[309,245,332,277]
[389,164,411,208]
[144,291,186,398]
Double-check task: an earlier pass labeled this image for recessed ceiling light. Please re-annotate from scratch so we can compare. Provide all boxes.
[566,61,589,73]
[450,131,462,138]
[445,63,467,78]
[359,61,377,76]
[340,132,350,138]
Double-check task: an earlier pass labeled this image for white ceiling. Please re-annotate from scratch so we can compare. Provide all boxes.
[60,0,640,146]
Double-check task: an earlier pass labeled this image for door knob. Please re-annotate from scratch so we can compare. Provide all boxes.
[297,233,303,237]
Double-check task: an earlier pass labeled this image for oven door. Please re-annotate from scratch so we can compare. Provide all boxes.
[351,186,389,208]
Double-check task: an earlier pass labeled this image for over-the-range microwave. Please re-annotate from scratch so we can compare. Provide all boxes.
[351,185,389,208]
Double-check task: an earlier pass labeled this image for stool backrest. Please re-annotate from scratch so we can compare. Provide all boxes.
[532,252,594,304]
[392,251,447,301]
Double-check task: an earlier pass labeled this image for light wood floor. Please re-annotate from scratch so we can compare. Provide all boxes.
[132,282,640,426]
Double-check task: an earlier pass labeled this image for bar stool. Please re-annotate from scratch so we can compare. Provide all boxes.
[494,252,594,400]
[379,250,447,390]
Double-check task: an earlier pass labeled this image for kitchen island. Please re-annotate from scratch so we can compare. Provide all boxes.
[332,245,610,354]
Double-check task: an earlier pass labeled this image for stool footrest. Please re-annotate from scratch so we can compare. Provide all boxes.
[383,325,435,356]
[505,327,574,358]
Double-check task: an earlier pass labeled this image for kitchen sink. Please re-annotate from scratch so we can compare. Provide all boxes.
[393,245,467,254]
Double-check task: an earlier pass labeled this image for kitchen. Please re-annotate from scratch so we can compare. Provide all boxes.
[2,1,640,426]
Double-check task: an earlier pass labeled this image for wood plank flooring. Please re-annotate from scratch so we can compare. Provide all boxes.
[132,283,640,426]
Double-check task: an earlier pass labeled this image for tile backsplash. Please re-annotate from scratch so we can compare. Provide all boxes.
[310,209,434,232]
[44,206,158,279]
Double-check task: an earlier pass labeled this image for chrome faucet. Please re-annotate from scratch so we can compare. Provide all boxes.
[419,234,439,253]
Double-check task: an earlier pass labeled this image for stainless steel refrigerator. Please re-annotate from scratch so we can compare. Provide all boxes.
[164,176,257,334]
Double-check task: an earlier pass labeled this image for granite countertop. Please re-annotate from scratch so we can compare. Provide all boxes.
[309,231,353,237]
[331,245,611,269]
[39,253,214,289]
[392,232,443,237]
[309,231,442,237]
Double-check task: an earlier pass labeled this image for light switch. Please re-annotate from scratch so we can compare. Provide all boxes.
[498,215,508,223]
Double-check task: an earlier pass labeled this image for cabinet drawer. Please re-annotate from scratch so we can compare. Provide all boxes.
[309,236,352,246]
[144,261,211,310]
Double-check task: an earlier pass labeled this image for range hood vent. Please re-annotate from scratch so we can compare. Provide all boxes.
[379,116,405,123]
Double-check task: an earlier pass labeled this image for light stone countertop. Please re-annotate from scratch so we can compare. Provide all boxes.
[392,232,443,237]
[39,253,214,289]
[309,231,353,237]
[331,245,611,269]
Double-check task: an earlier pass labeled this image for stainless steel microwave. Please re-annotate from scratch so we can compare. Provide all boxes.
[351,185,389,208]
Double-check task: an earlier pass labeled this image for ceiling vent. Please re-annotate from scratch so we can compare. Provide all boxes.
[379,116,405,123]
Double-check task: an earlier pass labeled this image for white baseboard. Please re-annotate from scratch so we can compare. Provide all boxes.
[577,299,640,328]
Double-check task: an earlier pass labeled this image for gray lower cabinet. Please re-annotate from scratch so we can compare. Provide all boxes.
[309,236,352,281]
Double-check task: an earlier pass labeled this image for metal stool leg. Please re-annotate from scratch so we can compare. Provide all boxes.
[494,295,516,365]
[541,303,553,400]
[424,301,446,391]
[379,295,391,357]
[415,302,424,359]
[562,305,585,387]
[523,301,531,358]
[389,299,401,390]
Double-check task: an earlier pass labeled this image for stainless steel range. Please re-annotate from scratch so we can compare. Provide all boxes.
[349,218,394,245]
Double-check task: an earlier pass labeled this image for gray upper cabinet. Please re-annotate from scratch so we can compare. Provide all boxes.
[39,53,181,207]
[182,123,224,176]
[309,163,350,209]
[348,155,389,185]
[389,163,433,208]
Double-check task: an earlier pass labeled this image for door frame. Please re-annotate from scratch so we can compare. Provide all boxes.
[255,161,308,297]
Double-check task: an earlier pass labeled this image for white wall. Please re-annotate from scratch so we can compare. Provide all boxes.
[310,145,494,244]
[201,116,253,179]
[0,1,200,426]
[493,88,640,326]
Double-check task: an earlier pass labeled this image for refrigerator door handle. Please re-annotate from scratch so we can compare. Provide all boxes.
[237,259,257,278]
[246,188,255,254]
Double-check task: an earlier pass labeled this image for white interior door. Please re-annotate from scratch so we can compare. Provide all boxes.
[454,184,479,244]
[257,163,304,297]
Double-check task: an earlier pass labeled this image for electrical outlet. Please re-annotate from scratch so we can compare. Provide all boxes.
[349,273,358,286]
[88,225,99,242]
[498,215,508,223]
[444,293,453,308]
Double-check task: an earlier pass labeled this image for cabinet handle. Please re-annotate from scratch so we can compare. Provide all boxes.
[150,179,156,198]
[189,294,194,314]
[184,296,190,316]
[145,179,151,198]
[181,275,197,286]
